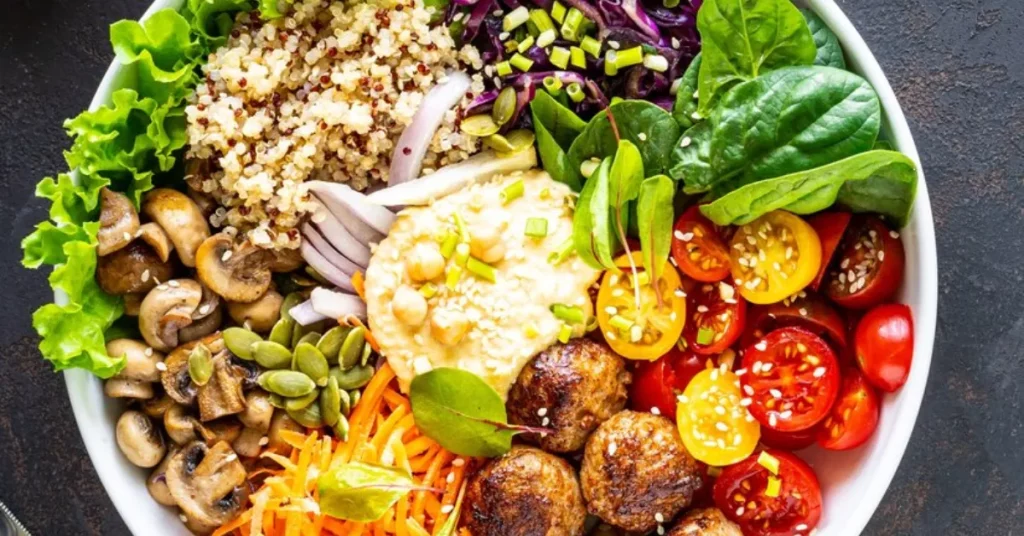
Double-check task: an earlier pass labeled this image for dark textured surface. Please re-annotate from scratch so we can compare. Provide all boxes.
[0,0,1021,535]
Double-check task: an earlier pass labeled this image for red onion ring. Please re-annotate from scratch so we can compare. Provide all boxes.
[309,201,371,267]
[388,71,472,185]
[310,287,367,319]
[301,222,362,275]
[289,300,330,326]
[307,181,395,236]
[300,239,355,292]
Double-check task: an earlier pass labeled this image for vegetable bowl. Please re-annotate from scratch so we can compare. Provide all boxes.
[48,0,937,535]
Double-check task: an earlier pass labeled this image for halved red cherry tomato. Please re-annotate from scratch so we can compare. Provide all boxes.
[630,347,705,419]
[672,205,731,282]
[742,291,847,350]
[854,303,914,392]
[759,426,818,451]
[807,211,851,291]
[826,216,905,309]
[713,449,823,536]
[818,368,880,450]
[682,281,747,355]
[741,327,840,432]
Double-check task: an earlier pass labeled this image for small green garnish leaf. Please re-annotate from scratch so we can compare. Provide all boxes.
[409,368,516,457]
[696,327,716,345]
[637,175,676,281]
[317,462,430,522]
[435,481,468,536]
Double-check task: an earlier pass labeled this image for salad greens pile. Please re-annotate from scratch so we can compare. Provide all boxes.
[21,0,253,378]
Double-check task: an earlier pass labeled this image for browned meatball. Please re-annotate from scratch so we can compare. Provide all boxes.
[580,411,702,533]
[464,446,586,536]
[506,339,631,453]
[668,508,743,536]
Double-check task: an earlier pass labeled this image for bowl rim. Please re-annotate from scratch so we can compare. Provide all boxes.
[62,1,938,535]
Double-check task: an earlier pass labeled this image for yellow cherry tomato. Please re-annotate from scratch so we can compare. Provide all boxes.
[596,251,686,361]
[677,367,761,466]
[729,211,822,304]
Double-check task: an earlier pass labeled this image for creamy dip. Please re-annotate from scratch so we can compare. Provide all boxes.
[365,169,600,399]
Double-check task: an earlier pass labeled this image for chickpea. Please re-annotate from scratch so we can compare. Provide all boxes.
[430,308,470,346]
[470,222,506,263]
[392,285,428,326]
[406,242,445,281]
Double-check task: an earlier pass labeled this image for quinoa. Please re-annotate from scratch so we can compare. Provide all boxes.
[185,0,486,249]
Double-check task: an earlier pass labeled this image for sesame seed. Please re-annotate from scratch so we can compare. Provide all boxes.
[796,524,809,531]
[736,507,745,516]
[655,513,665,523]
[674,230,686,240]
[651,406,662,415]
[155,362,167,371]
[743,385,754,396]
[799,307,808,316]
[608,40,620,49]
[140,269,151,282]
[740,397,752,407]
[890,230,900,239]
[769,389,782,399]
[168,280,180,288]
[769,414,778,427]
[608,442,618,456]
[542,417,550,426]
[123,232,132,242]
[258,436,269,446]
[680,136,692,148]
[180,515,189,523]
[221,250,233,262]
[638,132,648,141]
[144,347,154,356]
[755,341,768,351]
[697,305,709,313]
[537,407,548,417]
[447,472,455,484]
[762,363,773,372]
[441,504,454,514]
[813,366,826,378]
[714,405,726,415]
[780,410,793,419]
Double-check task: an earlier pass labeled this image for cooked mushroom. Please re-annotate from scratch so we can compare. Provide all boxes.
[226,289,283,333]
[148,447,179,507]
[196,418,243,444]
[232,427,264,458]
[184,158,218,218]
[165,441,249,535]
[104,339,164,399]
[97,188,140,256]
[267,411,304,453]
[116,410,166,468]
[123,293,144,316]
[179,306,223,343]
[160,336,226,407]
[96,241,176,295]
[164,405,198,445]
[142,188,211,268]
[142,393,176,419]
[196,233,272,303]
[197,351,246,422]
[140,279,204,352]
[137,222,175,263]
[267,248,305,273]
[104,378,154,399]
[238,391,274,433]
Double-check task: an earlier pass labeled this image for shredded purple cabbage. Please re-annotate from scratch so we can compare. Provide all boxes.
[466,89,501,115]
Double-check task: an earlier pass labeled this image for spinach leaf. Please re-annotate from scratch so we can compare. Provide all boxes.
[874,139,893,150]
[669,121,714,190]
[637,175,676,280]
[317,463,418,522]
[610,140,644,210]
[696,0,817,115]
[568,100,681,178]
[672,54,703,129]
[802,9,846,69]
[409,368,515,457]
[531,91,587,189]
[699,150,917,226]
[573,158,618,270]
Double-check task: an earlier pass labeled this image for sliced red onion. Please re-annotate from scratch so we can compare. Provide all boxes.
[300,239,355,292]
[310,201,371,267]
[367,149,538,207]
[301,222,362,275]
[310,287,367,319]
[307,181,396,236]
[313,193,385,245]
[289,300,330,326]
[388,71,472,185]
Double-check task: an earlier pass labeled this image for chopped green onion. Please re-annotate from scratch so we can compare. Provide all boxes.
[550,46,571,69]
[454,242,471,267]
[548,238,574,265]
[643,54,669,72]
[536,28,556,48]
[570,46,586,68]
[503,6,530,32]
[440,232,458,259]
[696,327,715,345]
[551,1,567,23]
[525,217,549,238]
[558,323,573,343]
[517,35,535,53]
[504,40,519,53]
[445,265,463,290]
[615,46,644,68]
[543,76,563,93]
[501,179,525,204]
[510,53,534,72]
[419,283,438,299]
[560,7,585,41]
[566,82,584,103]
[604,51,618,76]
[586,315,599,332]
[663,0,680,7]
[496,61,513,76]
[529,9,556,33]
[551,304,585,324]
[765,476,781,498]
[758,451,781,474]
[609,314,633,331]
[580,35,602,57]
[466,257,497,282]
[610,96,624,106]
[452,212,470,242]
[580,158,599,178]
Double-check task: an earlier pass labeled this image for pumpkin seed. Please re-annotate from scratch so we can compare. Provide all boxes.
[305,266,331,286]
[461,114,501,137]
[253,341,293,369]
[281,292,304,322]
[187,344,213,386]
[291,320,305,348]
[297,331,321,347]
[284,390,319,411]
[348,389,361,409]
[339,387,352,417]
[317,326,348,364]
[295,343,330,386]
[287,402,322,428]
[502,129,536,153]
[360,341,373,367]
[333,413,350,441]
[340,327,366,370]
[482,133,515,153]
[269,317,294,347]
[320,377,342,427]
[263,370,317,398]
[268,393,286,409]
[223,327,262,360]
[331,364,374,390]
[492,86,517,126]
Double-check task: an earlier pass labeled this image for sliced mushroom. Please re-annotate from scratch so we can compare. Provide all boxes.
[196,234,272,303]
[267,410,305,454]
[147,447,179,507]
[165,441,249,535]
[116,410,166,468]
[179,306,223,344]
[238,391,274,433]
[164,404,198,445]
[137,222,175,263]
[123,293,144,316]
[184,158,217,218]
[104,378,154,399]
[97,188,140,256]
[197,352,246,422]
[159,334,227,406]
[140,279,203,352]
[195,418,243,445]
[142,393,176,419]
[96,241,175,295]
[107,339,164,382]
[142,188,211,268]
[232,427,264,458]
[227,289,283,333]
[267,247,305,273]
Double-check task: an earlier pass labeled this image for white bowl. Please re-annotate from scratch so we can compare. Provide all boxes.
[62,0,938,534]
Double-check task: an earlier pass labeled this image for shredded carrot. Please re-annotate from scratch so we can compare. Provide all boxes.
[223,363,473,536]
[352,271,367,301]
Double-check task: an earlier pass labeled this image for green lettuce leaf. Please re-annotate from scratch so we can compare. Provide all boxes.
[188,0,256,47]
[110,9,197,104]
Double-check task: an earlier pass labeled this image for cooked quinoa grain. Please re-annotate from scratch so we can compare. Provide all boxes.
[186,0,485,249]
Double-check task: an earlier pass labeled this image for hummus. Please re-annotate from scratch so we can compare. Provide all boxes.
[365,169,600,399]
